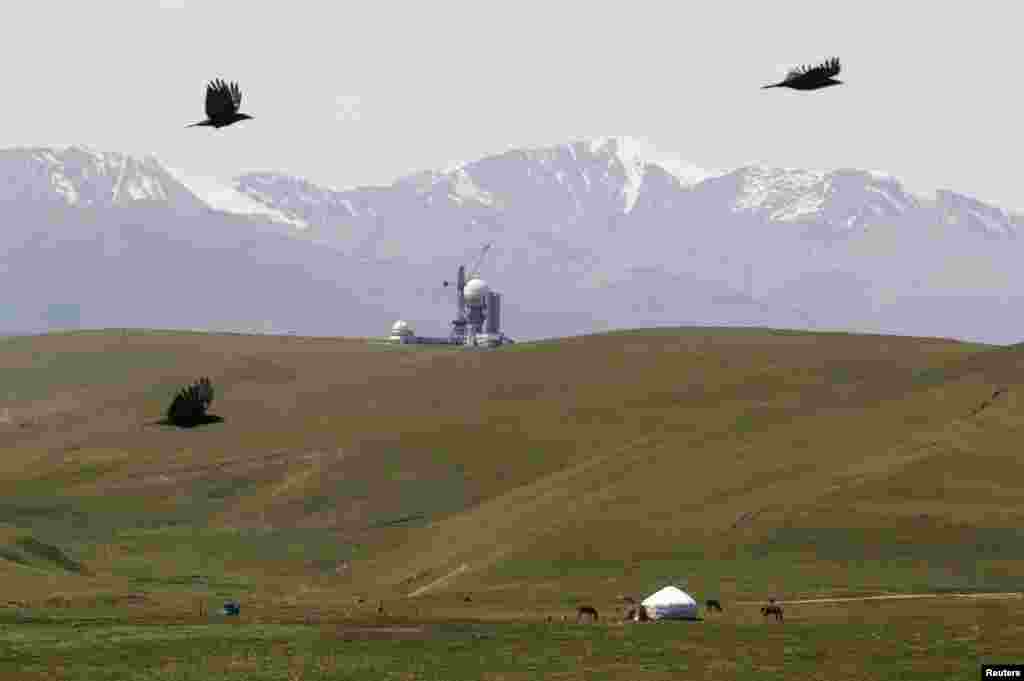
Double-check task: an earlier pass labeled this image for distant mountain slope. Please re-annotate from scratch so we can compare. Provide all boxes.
[1,138,1022,343]
[231,136,1024,343]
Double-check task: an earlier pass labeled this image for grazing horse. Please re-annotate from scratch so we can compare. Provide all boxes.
[705,599,723,613]
[576,605,599,623]
[761,605,783,622]
[624,605,650,621]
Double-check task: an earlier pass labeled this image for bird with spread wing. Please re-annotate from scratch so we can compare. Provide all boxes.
[187,79,254,128]
[762,57,842,91]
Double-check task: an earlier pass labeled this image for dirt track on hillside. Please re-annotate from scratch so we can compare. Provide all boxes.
[408,564,470,597]
[739,592,1022,606]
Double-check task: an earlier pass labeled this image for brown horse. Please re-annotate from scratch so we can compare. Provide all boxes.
[761,605,783,622]
[624,605,651,621]
[576,605,599,623]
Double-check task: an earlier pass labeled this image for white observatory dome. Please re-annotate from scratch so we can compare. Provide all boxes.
[463,278,490,304]
[391,319,413,334]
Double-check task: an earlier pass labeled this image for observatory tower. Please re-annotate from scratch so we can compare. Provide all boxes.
[391,241,512,347]
[445,242,511,348]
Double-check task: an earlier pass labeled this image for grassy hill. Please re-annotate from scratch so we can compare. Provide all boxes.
[1,326,1022,623]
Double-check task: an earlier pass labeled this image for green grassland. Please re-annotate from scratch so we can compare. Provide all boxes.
[0,598,1018,680]
[1,326,1022,678]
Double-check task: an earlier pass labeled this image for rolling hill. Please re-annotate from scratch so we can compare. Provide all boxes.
[1,327,1022,619]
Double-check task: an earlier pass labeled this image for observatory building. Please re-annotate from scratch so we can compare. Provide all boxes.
[387,244,513,348]
[388,320,415,344]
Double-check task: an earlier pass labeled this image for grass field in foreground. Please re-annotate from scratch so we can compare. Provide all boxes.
[0,597,1019,681]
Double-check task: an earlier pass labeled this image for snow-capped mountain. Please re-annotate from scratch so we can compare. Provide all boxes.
[233,137,714,228]
[2,137,1023,344]
[232,136,1021,243]
[0,145,309,229]
[0,146,205,212]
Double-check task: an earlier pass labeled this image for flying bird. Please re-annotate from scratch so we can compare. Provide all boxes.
[187,79,253,128]
[762,58,842,91]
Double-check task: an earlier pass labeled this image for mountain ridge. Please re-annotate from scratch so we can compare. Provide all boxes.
[2,137,1022,344]
[7,137,1020,231]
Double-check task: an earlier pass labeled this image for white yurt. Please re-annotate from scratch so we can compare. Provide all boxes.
[640,586,699,620]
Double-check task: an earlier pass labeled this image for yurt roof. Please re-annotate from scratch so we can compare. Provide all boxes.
[641,586,697,607]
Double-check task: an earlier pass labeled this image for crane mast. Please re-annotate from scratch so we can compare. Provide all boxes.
[468,241,493,278]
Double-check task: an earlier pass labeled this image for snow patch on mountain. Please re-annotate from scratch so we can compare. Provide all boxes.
[586,136,715,212]
[724,165,922,230]
[449,167,495,206]
[442,159,469,174]
[233,172,353,227]
[935,189,1017,239]
[169,170,310,229]
[732,166,828,219]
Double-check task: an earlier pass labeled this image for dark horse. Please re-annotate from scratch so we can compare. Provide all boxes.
[705,599,723,613]
[761,604,784,622]
[576,605,599,623]
[623,604,650,622]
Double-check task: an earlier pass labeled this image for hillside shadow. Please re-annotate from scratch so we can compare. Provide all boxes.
[1,536,92,576]
[153,414,225,429]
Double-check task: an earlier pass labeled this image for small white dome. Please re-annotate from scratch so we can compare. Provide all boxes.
[463,278,489,304]
[391,320,412,333]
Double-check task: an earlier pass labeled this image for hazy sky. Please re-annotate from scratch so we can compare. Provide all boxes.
[6,1,1023,209]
